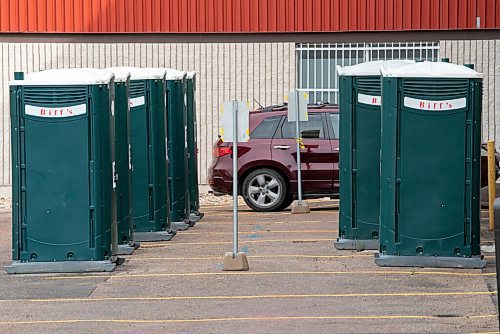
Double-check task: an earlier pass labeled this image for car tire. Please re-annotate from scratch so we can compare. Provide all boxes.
[242,168,288,212]
[278,192,294,211]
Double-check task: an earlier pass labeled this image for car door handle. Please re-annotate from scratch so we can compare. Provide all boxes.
[273,145,290,150]
[334,148,339,151]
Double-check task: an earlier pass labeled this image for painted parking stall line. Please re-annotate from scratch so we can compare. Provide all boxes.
[22,290,496,303]
[139,238,338,248]
[44,270,494,281]
[127,254,374,261]
[0,314,495,327]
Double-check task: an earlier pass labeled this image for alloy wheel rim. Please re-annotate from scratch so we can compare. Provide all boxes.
[247,173,281,208]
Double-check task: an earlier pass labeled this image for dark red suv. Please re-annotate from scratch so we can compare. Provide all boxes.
[208,104,339,212]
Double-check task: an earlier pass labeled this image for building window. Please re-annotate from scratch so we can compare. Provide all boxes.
[296,42,440,104]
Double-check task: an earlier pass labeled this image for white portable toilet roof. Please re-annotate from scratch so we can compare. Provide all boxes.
[10,68,114,86]
[82,68,130,82]
[337,60,414,76]
[381,61,483,78]
[186,71,196,79]
[164,68,187,80]
[108,67,166,80]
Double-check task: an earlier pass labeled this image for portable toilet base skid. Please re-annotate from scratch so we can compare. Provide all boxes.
[374,253,486,269]
[117,242,141,255]
[334,238,379,251]
[190,212,204,222]
[134,230,176,242]
[5,260,115,274]
[171,221,191,231]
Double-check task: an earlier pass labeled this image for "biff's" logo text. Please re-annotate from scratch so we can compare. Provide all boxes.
[25,104,87,118]
[404,97,467,111]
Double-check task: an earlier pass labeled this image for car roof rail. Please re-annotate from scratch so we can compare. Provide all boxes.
[309,101,340,108]
[253,101,338,113]
[255,103,288,112]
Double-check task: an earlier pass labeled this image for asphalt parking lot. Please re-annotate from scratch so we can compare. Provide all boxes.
[0,200,498,334]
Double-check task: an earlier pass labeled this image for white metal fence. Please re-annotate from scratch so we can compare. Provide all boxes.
[296,42,440,104]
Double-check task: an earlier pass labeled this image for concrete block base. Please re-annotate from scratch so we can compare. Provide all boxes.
[374,253,487,269]
[5,260,116,274]
[291,200,310,214]
[134,230,176,242]
[334,238,379,250]
[172,220,190,231]
[223,252,249,271]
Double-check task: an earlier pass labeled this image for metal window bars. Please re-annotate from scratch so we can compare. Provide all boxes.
[296,42,440,104]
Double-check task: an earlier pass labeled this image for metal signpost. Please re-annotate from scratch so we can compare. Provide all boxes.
[220,100,250,271]
[493,196,500,330]
[288,91,310,214]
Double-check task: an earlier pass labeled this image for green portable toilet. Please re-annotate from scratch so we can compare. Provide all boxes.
[99,69,139,254]
[335,60,413,251]
[186,71,204,222]
[6,69,117,273]
[375,61,486,268]
[109,67,175,242]
[165,69,192,231]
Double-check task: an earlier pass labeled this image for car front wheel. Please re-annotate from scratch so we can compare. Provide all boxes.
[242,168,287,212]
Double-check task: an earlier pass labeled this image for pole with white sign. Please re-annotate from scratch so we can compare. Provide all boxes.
[232,100,239,256]
[288,91,311,214]
[220,100,250,271]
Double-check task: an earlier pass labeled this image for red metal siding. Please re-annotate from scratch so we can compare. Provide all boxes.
[0,0,499,33]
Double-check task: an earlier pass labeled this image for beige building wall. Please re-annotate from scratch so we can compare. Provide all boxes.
[440,39,500,143]
[0,42,296,196]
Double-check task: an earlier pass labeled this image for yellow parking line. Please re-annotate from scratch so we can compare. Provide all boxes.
[183,230,335,235]
[140,238,337,248]
[214,211,338,217]
[200,200,338,211]
[0,314,495,326]
[201,220,330,224]
[27,291,495,303]
[129,254,373,261]
[45,270,494,280]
